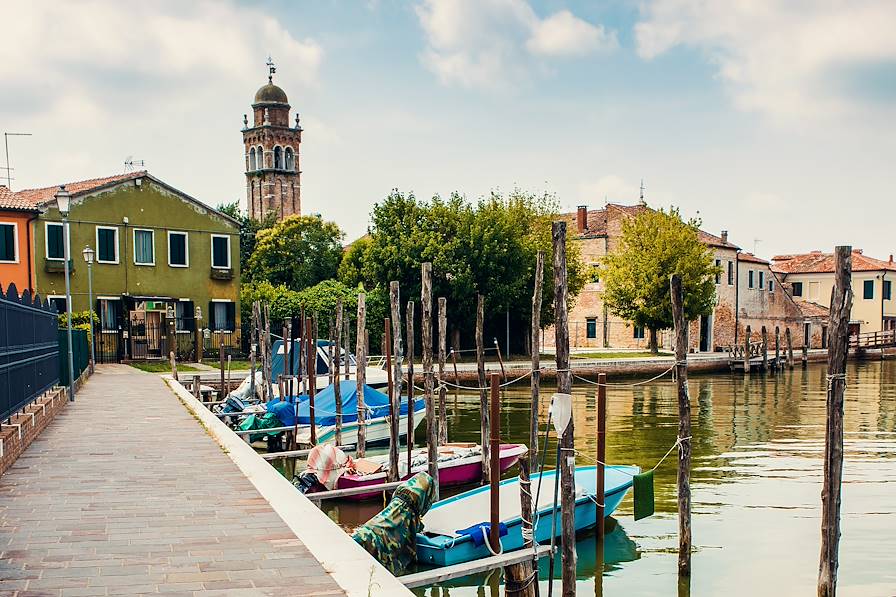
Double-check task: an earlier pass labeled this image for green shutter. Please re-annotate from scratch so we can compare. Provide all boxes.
[0,224,14,261]
[98,228,116,262]
[47,224,64,259]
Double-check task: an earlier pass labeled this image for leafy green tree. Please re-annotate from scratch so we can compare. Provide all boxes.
[245,215,344,290]
[217,201,277,275]
[600,207,720,353]
[338,235,374,289]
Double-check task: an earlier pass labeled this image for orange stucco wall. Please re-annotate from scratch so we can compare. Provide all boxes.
[0,211,35,294]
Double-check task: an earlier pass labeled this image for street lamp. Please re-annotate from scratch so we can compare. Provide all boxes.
[82,245,96,373]
[55,186,75,402]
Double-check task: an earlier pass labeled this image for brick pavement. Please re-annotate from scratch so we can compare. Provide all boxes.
[0,365,345,597]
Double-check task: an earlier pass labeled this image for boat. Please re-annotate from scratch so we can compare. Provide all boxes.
[324,443,528,500]
[416,464,639,567]
[271,339,389,391]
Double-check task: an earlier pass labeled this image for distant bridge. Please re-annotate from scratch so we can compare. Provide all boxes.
[850,330,896,351]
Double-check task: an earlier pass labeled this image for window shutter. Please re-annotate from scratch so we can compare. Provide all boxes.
[207,301,215,330]
[226,303,236,331]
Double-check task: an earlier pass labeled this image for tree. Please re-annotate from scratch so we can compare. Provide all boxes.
[217,201,277,275]
[245,215,344,290]
[600,207,720,353]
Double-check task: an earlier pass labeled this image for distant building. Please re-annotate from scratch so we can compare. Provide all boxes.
[0,185,39,293]
[242,62,302,221]
[773,249,896,336]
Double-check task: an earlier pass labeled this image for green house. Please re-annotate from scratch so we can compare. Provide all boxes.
[18,171,240,360]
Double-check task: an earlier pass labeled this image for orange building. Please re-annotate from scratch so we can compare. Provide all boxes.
[0,185,39,295]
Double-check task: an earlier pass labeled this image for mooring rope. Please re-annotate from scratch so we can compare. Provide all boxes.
[563,435,692,477]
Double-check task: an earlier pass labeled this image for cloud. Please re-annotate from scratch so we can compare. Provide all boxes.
[415,0,616,89]
[634,0,896,119]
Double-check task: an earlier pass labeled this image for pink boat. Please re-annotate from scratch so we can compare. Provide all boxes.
[331,443,528,501]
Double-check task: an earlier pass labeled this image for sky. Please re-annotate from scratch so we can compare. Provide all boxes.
[1,0,894,259]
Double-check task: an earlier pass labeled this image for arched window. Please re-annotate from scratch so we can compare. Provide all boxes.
[273,146,283,170]
[258,146,265,168]
[248,147,256,171]
[285,147,295,171]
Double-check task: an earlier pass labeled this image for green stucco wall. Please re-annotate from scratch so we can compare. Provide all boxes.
[33,179,239,324]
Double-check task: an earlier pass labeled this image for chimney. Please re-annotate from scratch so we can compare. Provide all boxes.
[576,205,587,234]
[721,230,728,244]
[889,254,893,264]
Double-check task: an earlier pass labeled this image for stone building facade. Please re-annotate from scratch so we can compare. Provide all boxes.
[242,69,302,221]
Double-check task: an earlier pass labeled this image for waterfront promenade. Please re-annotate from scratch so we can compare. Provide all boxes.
[0,365,345,596]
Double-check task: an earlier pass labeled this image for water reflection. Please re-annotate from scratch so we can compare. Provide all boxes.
[312,359,895,595]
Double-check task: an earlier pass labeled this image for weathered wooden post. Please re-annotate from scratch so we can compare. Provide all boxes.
[169,351,178,382]
[334,299,344,446]
[263,304,273,401]
[552,221,576,597]
[388,281,402,482]
[277,374,285,401]
[343,314,351,381]
[476,294,490,484]
[761,326,769,372]
[530,250,544,471]
[451,347,460,403]
[489,373,501,554]
[406,300,415,470]
[249,341,256,401]
[818,246,852,597]
[192,374,201,401]
[803,336,809,367]
[328,318,335,387]
[670,273,692,577]
[422,263,439,498]
[596,372,607,541]
[305,316,317,445]
[786,327,795,369]
[775,326,781,372]
[743,325,752,373]
[356,293,367,457]
[219,339,226,399]
[437,297,448,445]
[494,338,506,381]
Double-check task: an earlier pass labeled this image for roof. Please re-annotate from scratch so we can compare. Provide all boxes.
[772,250,896,274]
[737,252,769,265]
[0,185,38,212]
[254,82,289,104]
[561,203,739,249]
[798,301,830,319]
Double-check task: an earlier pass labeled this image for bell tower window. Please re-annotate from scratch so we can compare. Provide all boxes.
[285,147,295,171]
[248,147,257,171]
[274,146,283,170]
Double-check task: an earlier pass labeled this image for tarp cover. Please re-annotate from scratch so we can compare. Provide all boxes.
[268,380,421,426]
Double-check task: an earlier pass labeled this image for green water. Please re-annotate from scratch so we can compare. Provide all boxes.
[318,360,896,596]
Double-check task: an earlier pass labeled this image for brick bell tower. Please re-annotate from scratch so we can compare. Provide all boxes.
[243,58,302,221]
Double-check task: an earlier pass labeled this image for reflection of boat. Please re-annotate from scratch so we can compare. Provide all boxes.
[327,444,528,501]
[416,465,639,567]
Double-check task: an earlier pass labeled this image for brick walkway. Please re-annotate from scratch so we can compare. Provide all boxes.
[0,365,345,597]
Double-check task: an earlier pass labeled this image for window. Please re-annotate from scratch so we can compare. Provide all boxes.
[99,298,121,330]
[133,229,154,265]
[285,147,295,171]
[0,222,17,262]
[758,271,765,290]
[809,281,821,301]
[633,325,645,339]
[175,300,194,331]
[792,281,803,297]
[48,296,67,313]
[211,235,231,269]
[768,280,775,292]
[208,300,235,331]
[96,226,118,263]
[46,222,66,260]
[715,259,721,285]
[586,318,597,339]
[884,280,892,301]
[864,279,874,300]
[274,146,283,169]
[727,261,734,285]
[248,147,257,171]
[168,231,189,267]
[258,146,264,168]
[748,270,755,289]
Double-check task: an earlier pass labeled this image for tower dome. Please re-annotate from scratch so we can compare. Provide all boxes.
[254,82,289,105]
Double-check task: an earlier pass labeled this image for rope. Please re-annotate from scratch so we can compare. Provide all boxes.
[480,526,504,556]
[571,362,680,387]
[826,372,847,391]
[561,435,692,476]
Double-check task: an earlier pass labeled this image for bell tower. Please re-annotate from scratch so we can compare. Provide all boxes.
[242,58,302,221]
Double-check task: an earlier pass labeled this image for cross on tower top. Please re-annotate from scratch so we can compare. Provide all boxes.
[266,56,276,83]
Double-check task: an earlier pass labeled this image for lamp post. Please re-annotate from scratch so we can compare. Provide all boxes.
[82,246,96,373]
[56,186,75,401]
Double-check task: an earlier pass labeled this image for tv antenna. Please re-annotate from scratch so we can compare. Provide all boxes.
[3,132,32,190]
[124,157,145,172]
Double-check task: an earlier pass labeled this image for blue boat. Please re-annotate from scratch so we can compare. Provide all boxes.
[416,465,639,567]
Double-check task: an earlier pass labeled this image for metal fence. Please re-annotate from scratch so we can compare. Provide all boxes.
[58,328,89,386]
[94,318,241,363]
[0,283,60,421]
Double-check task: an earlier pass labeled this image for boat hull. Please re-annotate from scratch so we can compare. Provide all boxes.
[293,410,426,447]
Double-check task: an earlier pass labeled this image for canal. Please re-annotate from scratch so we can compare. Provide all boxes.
[314,359,895,595]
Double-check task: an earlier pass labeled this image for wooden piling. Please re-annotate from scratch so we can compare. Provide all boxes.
[494,338,506,381]
[356,293,367,458]
[761,326,769,372]
[596,372,607,541]
[552,221,576,597]
[406,300,416,471]
[192,374,201,401]
[328,318,335,387]
[803,342,809,367]
[451,347,459,403]
[249,340,256,401]
[277,375,285,402]
[670,273,692,577]
[488,373,501,553]
[743,325,751,374]
[476,294,490,484]
[306,317,317,445]
[334,299,344,447]
[388,281,402,482]
[169,351,178,381]
[530,251,544,470]
[264,304,273,401]
[422,263,439,497]
[775,326,781,372]
[818,246,852,597]
[344,314,351,381]
[786,327,795,369]
[219,340,226,399]
[437,297,448,446]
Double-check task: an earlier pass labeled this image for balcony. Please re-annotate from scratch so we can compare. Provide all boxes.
[44,259,74,273]
[210,267,233,281]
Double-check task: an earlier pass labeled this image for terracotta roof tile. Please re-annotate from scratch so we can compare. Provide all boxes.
[0,185,39,212]
[737,252,769,265]
[13,171,146,208]
[799,301,830,318]
[772,250,896,273]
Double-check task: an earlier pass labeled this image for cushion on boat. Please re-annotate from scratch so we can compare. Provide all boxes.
[455,522,508,547]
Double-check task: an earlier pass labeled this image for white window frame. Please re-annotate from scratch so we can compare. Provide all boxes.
[132,228,155,266]
[45,221,68,261]
[95,225,120,264]
[210,298,234,332]
[0,221,19,263]
[167,230,190,268]
[210,234,231,269]
[47,294,67,313]
[98,296,121,330]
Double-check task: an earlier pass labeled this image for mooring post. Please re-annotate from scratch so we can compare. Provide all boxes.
[192,374,201,401]
[305,316,317,445]
[505,450,536,597]
[277,374,285,402]
[437,297,448,446]
[218,339,226,399]
[818,246,852,597]
[343,314,351,381]
[334,299,344,447]
[670,274,692,578]
[803,341,809,367]
[494,338,506,381]
[388,281,402,482]
[489,373,501,554]
[422,263,439,498]
[264,304,273,401]
[328,318,335,387]
[406,300,416,471]
[355,293,367,457]
[775,326,781,372]
[596,372,607,541]
[249,341,256,402]
[761,326,769,372]
[476,294,490,484]
[451,347,460,404]
[530,250,544,472]
[743,325,752,374]
[786,327,794,369]
[552,221,576,597]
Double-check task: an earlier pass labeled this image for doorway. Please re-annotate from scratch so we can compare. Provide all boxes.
[699,315,711,352]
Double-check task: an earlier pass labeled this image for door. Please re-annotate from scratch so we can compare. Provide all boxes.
[699,315,711,352]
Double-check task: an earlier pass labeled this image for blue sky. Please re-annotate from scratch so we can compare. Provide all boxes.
[2,0,894,258]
